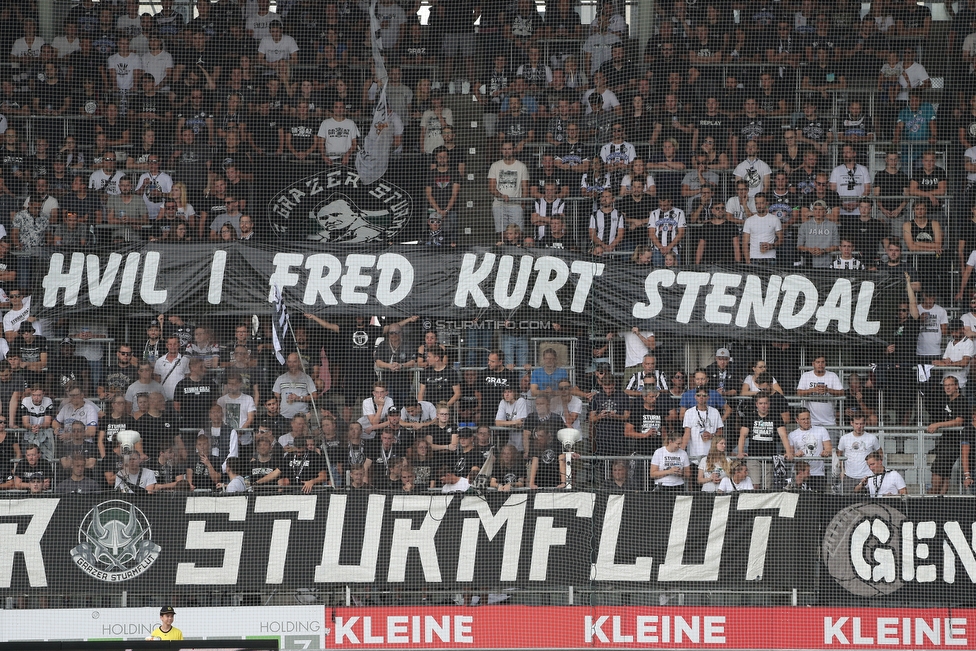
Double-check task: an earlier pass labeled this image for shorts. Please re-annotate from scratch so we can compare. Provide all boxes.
[931,446,960,478]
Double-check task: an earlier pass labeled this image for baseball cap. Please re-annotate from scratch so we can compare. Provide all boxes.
[811,200,828,208]
[60,337,74,346]
[715,348,731,359]
[160,606,176,615]
[147,320,160,329]
[386,406,400,417]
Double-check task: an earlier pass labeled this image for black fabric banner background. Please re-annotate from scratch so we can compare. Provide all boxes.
[13,491,967,601]
[34,244,905,343]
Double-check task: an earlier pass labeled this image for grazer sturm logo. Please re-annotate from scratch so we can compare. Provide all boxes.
[268,167,412,243]
[70,500,161,582]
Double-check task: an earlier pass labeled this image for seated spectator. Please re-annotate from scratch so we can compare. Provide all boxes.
[247,429,283,487]
[717,459,755,492]
[648,195,686,265]
[494,386,528,451]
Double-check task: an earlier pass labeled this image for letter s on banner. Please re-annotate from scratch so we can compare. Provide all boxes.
[634,270,676,319]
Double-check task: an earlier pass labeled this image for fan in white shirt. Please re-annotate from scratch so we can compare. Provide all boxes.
[853,450,907,496]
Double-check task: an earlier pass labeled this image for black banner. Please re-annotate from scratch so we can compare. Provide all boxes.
[0,491,809,594]
[34,244,904,342]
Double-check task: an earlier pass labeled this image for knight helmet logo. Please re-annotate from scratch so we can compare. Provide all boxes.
[70,500,161,582]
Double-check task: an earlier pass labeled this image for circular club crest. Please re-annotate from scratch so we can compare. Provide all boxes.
[267,167,411,243]
[822,502,906,597]
[70,500,161,582]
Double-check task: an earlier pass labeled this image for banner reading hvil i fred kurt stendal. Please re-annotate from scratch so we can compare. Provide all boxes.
[2,493,976,604]
[34,244,903,342]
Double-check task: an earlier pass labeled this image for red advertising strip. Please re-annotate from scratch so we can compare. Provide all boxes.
[325,606,976,649]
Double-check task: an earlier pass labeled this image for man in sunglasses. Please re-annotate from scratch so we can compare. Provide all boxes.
[98,344,138,402]
[422,213,455,247]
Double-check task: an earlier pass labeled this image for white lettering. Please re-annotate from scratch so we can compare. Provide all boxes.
[528,256,569,311]
[175,497,247,585]
[735,275,782,328]
[387,495,451,583]
[458,495,526,582]
[703,273,741,325]
[208,250,226,304]
[815,278,853,333]
[0,500,58,588]
[530,493,595,581]
[593,494,653,581]
[658,496,729,581]
[454,253,495,308]
[340,254,376,304]
[674,271,711,323]
[302,254,344,305]
[633,269,675,319]
[253,495,317,584]
[314,494,385,583]
[778,275,819,329]
[493,255,534,310]
[375,253,413,306]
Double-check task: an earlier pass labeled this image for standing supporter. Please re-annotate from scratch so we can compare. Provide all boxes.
[926,376,966,494]
[487,141,530,234]
[588,189,624,256]
[796,354,844,429]
[796,200,840,267]
[829,145,871,220]
[788,410,833,491]
[651,432,691,492]
[838,414,881,493]
[589,377,630,457]
[273,352,318,420]
[741,194,783,265]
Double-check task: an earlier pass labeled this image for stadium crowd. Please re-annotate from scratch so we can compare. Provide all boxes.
[0,0,975,497]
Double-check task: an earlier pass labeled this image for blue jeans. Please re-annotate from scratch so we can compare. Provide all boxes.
[465,326,493,367]
[501,333,528,372]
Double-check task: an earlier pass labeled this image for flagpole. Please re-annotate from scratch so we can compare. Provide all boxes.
[271,285,337,488]
[284,320,337,489]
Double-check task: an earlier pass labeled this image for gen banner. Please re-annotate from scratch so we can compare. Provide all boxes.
[34,244,906,342]
[8,492,976,601]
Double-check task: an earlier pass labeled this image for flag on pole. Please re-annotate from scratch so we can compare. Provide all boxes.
[271,284,291,365]
[355,0,394,185]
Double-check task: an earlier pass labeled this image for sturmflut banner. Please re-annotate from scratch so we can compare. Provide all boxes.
[35,244,905,342]
[2,493,976,603]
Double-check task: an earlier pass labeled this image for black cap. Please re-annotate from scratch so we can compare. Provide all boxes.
[386,406,400,417]
[60,337,73,346]
[147,320,160,329]
[160,606,175,615]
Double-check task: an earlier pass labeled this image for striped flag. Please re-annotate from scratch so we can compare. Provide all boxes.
[271,284,291,365]
[355,0,393,185]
